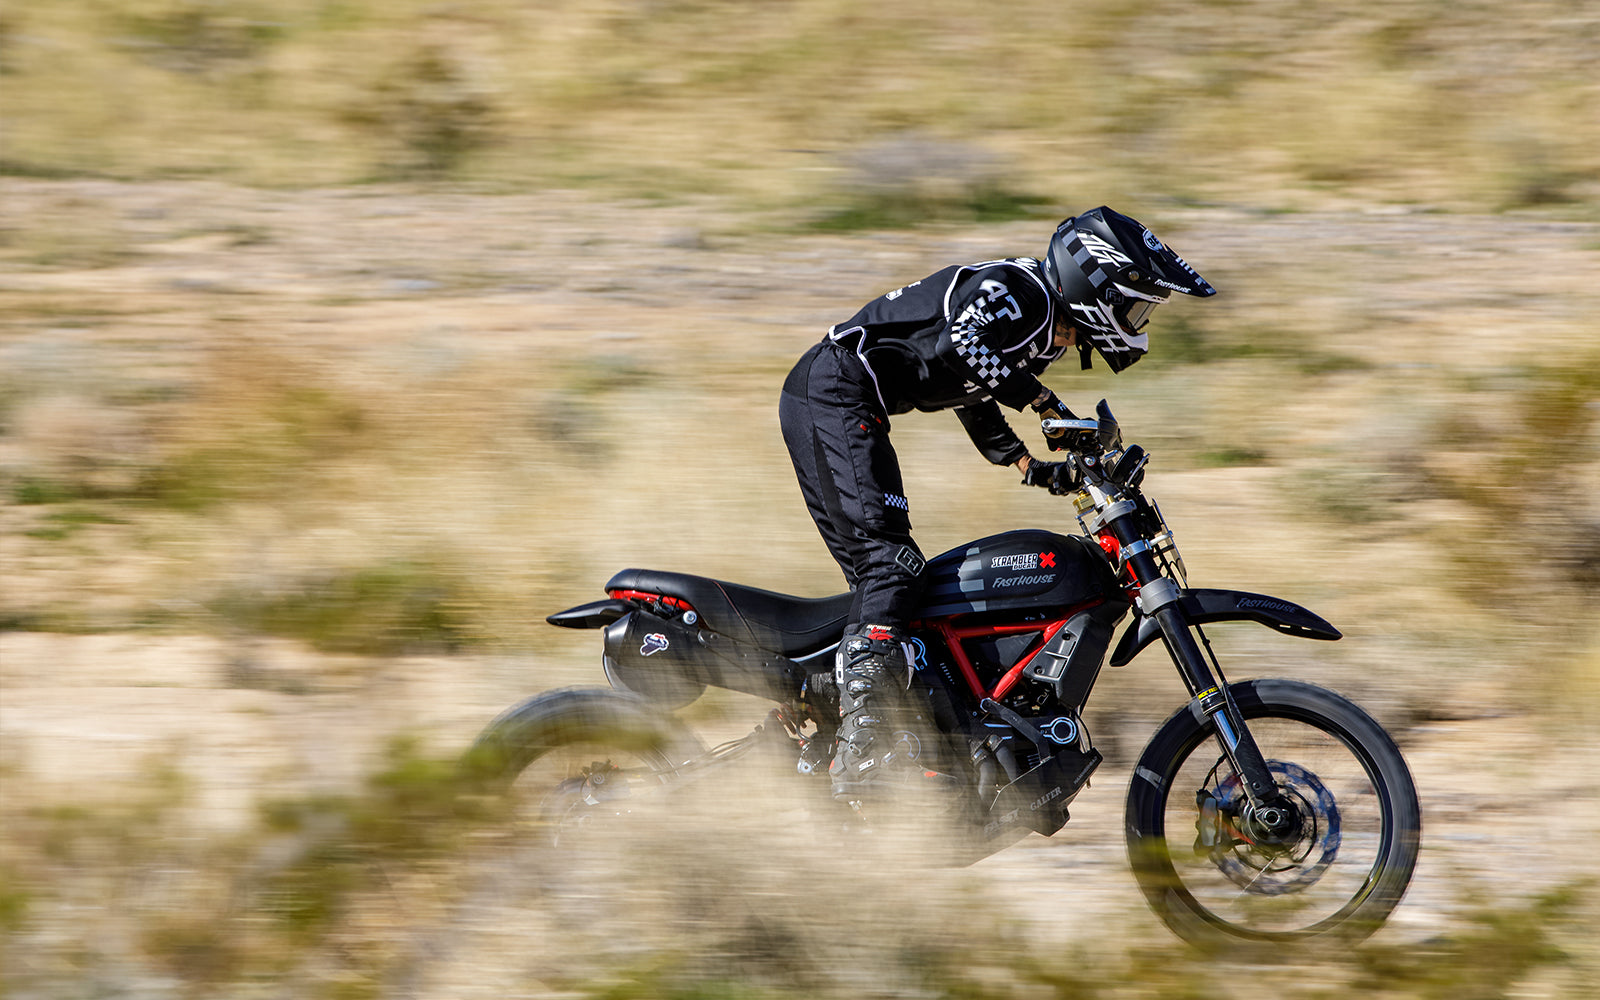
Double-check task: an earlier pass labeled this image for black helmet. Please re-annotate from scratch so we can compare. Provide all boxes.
[1042,206,1216,372]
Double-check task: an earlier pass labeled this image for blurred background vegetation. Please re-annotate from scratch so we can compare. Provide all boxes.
[2,0,1598,997]
[2,0,1597,214]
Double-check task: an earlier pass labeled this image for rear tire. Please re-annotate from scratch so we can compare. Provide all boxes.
[461,687,703,842]
[1125,679,1420,950]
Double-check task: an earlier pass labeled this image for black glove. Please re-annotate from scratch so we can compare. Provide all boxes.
[1032,391,1096,453]
[1021,459,1081,496]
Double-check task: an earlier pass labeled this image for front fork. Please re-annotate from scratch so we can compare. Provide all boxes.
[1110,518,1291,826]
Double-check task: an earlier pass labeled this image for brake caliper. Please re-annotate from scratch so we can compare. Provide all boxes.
[1193,787,1241,853]
[580,761,628,806]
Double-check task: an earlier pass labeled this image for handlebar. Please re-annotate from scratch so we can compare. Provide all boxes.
[1040,418,1100,434]
[1041,399,1123,456]
[1038,402,1147,492]
[1041,401,1189,593]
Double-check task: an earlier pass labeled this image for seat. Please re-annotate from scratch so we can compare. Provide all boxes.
[605,568,852,659]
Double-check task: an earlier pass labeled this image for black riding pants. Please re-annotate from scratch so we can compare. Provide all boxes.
[779,341,927,627]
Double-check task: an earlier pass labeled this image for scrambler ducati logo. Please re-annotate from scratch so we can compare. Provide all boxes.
[991,553,1039,571]
[991,551,1057,571]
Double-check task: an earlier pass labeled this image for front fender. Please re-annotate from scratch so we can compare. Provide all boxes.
[1108,588,1341,667]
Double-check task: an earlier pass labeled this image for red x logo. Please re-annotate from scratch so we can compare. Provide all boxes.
[1040,551,1056,568]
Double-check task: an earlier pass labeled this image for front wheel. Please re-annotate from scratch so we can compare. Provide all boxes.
[1125,679,1420,950]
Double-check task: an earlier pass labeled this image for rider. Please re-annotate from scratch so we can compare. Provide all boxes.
[778,205,1215,801]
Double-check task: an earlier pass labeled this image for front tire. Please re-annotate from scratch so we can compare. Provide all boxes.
[1125,679,1420,950]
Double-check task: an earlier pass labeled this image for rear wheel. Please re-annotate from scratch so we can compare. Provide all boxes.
[452,688,715,954]
[461,687,703,844]
[1125,679,1420,950]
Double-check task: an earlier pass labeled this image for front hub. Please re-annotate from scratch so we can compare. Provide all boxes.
[1195,759,1343,896]
[1242,797,1306,848]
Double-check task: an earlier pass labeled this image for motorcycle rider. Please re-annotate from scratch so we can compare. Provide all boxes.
[778,206,1215,801]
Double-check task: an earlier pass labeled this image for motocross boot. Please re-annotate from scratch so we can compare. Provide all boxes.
[829,623,911,801]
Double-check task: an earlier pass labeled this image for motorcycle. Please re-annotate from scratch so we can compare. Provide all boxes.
[463,401,1421,949]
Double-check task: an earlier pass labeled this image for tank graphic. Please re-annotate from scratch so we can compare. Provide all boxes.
[916,530,1126,619]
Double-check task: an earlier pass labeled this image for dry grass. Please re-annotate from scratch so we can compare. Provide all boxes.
[2,1,1598,214]
[2,731,1595,998]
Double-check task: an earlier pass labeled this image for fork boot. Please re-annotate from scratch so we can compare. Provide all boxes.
[830,623,910,801]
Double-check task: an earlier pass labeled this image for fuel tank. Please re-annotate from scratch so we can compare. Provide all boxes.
[916,529,1126,619]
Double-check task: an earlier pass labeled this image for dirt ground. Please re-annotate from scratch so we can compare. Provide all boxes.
[3,623,1599,996]
[2,179,1599,993]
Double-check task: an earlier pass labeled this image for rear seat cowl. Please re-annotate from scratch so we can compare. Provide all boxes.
[603,568,851,658]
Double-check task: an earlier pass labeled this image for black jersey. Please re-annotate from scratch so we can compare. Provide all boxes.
[826,258,1066,466]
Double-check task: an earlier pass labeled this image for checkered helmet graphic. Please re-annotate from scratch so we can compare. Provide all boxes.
[1042,207,1216,373]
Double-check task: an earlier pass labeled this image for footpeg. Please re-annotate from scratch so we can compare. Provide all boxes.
[797,737,832,776]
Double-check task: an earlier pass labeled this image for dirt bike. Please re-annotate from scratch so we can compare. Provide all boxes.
[463,401,1421,949]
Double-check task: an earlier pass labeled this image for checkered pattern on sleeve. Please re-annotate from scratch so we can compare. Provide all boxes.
[949,303,1012,389]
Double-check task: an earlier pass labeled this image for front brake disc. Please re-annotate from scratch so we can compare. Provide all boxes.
[1203,761,1341,896]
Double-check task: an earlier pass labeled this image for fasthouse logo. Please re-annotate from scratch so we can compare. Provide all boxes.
[895,546,926,576]
[1238,597,1298,614]
[991,573,1055,589]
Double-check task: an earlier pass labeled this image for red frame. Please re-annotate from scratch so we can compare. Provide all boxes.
[610,586,1108,705]
[919,599,1105,702]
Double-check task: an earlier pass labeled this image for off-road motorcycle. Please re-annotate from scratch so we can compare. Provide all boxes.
[464,402,1421,949]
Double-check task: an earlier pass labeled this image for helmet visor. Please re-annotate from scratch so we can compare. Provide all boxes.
[1118,295,1164,334]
